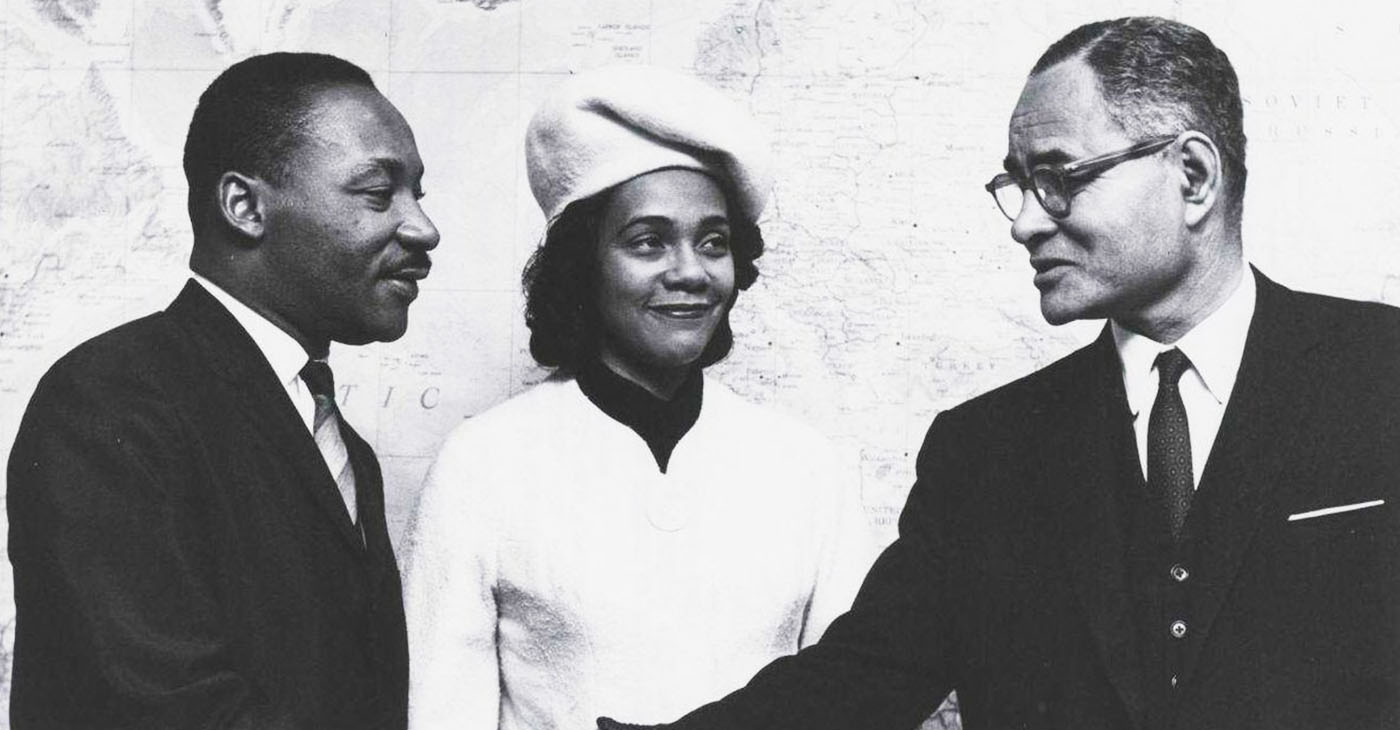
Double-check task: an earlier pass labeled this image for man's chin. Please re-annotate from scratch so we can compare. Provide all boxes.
[333,318,410,346]
[1038,296,1086,327]
[371,323,410,343]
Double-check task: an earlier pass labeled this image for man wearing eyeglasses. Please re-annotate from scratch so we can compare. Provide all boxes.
[598,16,1400,730]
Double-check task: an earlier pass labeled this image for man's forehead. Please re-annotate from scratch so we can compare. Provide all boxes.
[1007,110,1082,167]
[1010,104,1075,145]
[297,86,424,173]
[1005,59,1123,166]
[348,157,417,179]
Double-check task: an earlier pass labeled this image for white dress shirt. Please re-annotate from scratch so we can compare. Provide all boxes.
[1113,267,1257,488]
[190,273,317,434]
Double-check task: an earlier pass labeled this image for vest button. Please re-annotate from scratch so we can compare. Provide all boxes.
[1169,564,1190,582]
[1170,620,1189,639]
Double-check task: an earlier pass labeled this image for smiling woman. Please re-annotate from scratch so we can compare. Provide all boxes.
[593,169,739,397]
[400,65,877,730]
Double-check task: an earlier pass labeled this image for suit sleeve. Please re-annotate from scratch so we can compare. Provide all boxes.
[640,413,967,730]
[401,426,502,730]
[6,363,298,730]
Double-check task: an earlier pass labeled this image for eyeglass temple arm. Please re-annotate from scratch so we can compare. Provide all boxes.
[1060,135,1177,180]
[984,173,1015,192]
[984,135,1177,193]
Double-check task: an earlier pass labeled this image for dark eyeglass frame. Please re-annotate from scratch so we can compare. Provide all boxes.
[984,135,1179,220]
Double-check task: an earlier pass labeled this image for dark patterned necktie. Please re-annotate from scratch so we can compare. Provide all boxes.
[300,360,358,525]
[1149,348,1194,541]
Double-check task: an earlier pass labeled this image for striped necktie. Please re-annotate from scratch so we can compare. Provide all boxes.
[300,360,358,526]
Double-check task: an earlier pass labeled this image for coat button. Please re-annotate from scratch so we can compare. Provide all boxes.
[1170,620,1188,639]
[1169,564,1190,582]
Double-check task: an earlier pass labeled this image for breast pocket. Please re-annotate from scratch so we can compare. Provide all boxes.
[1278,495,1396,575]
[1287,499,1386,523]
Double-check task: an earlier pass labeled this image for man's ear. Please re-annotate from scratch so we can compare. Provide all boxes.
[1177,132,1223,228]
[217,171,270,243]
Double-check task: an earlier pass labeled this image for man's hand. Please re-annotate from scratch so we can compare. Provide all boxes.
[598,717,659,730]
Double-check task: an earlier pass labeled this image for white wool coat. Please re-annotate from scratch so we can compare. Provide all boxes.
[402,374,876,730]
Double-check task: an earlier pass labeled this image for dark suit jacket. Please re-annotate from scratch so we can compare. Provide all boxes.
[7,282,409,730]
[653,271,1400,730]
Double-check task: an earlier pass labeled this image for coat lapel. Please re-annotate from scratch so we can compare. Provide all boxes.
[1048,328,1147,729]
[342,421,396,574]
[1176,271,1321,685]
[166,281,369,556]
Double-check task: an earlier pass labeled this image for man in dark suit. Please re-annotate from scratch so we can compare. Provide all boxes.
[600,16,1400,730]
[7,52,439,729]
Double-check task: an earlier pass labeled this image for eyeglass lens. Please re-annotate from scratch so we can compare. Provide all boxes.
[991,181,1024,220]
[1032,169,1069,216]
[991,170,1069,220]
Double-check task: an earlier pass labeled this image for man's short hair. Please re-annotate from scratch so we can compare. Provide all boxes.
[1032,17,1247,227]
[522,181,765,373]
[182,52,376,229]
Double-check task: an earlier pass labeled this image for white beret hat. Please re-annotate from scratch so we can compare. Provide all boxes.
[525,65,773,227]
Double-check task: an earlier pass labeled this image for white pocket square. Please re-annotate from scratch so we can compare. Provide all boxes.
[1287,499,1385,522]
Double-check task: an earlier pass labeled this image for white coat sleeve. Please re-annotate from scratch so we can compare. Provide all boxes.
[798,442,879,648]
[401,427,502,730]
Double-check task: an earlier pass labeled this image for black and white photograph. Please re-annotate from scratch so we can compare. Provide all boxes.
[2,1,1398,728]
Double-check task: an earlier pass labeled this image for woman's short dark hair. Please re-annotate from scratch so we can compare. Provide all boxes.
[522,175,765,372]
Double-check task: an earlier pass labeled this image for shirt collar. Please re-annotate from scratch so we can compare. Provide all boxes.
[1112,265,1257,417]
[190,273,313,387]
[575,359,704,473]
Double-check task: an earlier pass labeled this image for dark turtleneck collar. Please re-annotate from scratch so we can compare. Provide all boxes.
[575,359,703,474]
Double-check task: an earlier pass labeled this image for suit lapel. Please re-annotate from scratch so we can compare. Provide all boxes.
[166,281,369,556]
[342,420,397,573]
[1048,329,1147,729]
[1177,271,1321,685]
